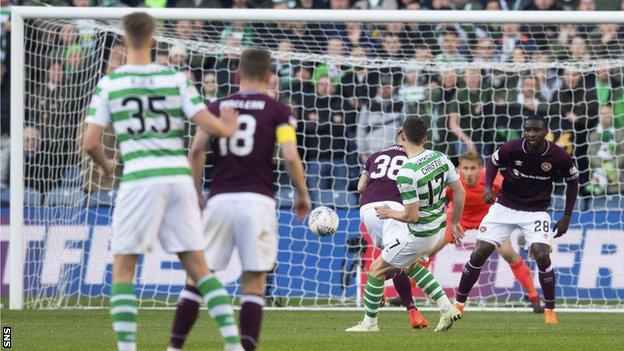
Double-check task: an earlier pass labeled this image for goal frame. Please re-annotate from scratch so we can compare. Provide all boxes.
[9,6,624,310]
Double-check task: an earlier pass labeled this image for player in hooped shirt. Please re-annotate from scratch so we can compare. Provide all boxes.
[428,152,544,313]
[168,49,311,351]
[454,115,579,325]
[357,130,429,329]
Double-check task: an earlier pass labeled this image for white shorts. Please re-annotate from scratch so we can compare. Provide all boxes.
[111,180,204,254]
[203,192,278,272]
[380,219,443,269]
[478,203,553,248]
[359,201,405,249]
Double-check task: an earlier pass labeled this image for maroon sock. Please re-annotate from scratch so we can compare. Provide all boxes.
[455,260,483,303]
[392,271,415,310]
[170,285,201,349]
[240,294,264,351]
[538,264,556,310]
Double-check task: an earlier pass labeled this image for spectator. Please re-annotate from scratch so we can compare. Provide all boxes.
[0,64,9,188]
[594,61,624,129]
[353,0,398,10]
[339,46,378,112]
[522,0,560,49]
[168,41,188,69]
[266,73,281,101]
[65,44,84,73]
[274,40,297,92]
[531,51,561,102]
[312,37,345,84]
[356,74,405,162]
[577,0,597,35]
[105,42,125,74]
[435,28,467,62]
[343,22,376,53]
[515,74,547,115]
[568,35,591,62]
[497,23,535,62]
[220,21,254,47]
[174,20,201,42]
[549,68,599,186]
[448,67,494,158]
[299,75,350,194]
[202,72,218,103]
[397,63,435,117]
[0,0,10,65]
[214,37,241,97]
[589,24,623,59]
[585,105,624,195]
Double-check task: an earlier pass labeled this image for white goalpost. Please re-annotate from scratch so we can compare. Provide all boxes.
[8,7,624,312]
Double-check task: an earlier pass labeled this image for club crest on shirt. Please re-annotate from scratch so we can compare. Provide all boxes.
[479,226,487,233]
[541,162,552,172]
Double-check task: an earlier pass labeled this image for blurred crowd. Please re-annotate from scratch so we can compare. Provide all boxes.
[0,0,623,207]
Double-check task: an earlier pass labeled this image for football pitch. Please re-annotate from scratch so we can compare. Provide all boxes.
[2,309,623,351]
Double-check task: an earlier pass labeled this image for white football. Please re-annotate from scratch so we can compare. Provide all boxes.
[308,206,339,237]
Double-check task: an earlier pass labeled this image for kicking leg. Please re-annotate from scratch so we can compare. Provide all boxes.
[111,254,138,351]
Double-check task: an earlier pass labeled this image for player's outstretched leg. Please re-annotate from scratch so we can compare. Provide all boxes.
[390,270,428,329]
[176,251,242,351]
[110,255,139,351]
[405,264,460,332]
[531,243,558,324]
[498,240,543,313]
[168,284,201,351]
[455,240,496,315]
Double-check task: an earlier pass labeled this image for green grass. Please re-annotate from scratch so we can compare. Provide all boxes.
[2,309,623,351]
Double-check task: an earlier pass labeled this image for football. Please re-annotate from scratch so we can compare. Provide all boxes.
[308,206,339,237]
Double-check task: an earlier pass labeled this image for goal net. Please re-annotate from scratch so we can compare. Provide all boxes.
[7,8,624,311]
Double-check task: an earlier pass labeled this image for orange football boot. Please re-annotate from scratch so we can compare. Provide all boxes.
[408,309,429,329]
[544,309,558,324]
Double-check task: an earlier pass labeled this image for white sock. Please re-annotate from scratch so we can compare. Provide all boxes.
[363,315,377,327]
[167,347,181,351]
[436,295,452,312]
[117,341,136,351]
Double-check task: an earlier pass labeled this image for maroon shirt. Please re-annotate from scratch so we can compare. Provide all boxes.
[492,138,579,212]
[208,92,292,198]
[360,144,408,206]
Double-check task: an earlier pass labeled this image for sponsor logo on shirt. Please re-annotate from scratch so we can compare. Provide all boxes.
[479,226,487,232]
[541,162,552,172]
[514,160,523,166]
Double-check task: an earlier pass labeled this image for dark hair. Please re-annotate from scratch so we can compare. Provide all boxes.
[122,12,155,49]
[524,114,547,127]
[239,48,272,82]
[402,117,428,145]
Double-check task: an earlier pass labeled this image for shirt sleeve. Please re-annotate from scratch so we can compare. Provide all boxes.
[396,167,419,205]
[179,74,206,119]
[445,155,461,183]
[275,103,297,144]
[85,77,111,127]
[491,142,511,167]
[558,151,579,181]
[361,155,372,175]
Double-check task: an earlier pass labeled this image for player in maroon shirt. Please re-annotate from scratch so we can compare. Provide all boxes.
[168,48,311,351]
[358,131,429,329]
[454,115,579,325]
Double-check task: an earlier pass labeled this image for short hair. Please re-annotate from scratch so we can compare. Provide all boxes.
[459,151,483,166]
[122,12,155,49]
[402,117,428,145]
[239,48,272,82]
[525,114,547,127]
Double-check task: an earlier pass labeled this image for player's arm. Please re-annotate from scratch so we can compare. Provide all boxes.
[484,146,508,203]
[83,77,114,176]
[83,124,115,177]
[554,159,580,238]
[376,167,420,223]
[189,128,210,207]
[357,172,369,194]
[446,179,466,243]
[180,74,238,138]
[278,121,311,221]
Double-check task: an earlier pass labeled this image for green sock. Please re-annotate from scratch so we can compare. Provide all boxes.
[196,275,241,346]
[363,274,385,318]
[408,264,451,311]
[110,282,137,351]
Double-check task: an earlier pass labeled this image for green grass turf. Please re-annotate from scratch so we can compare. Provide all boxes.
[2,309,623,351]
